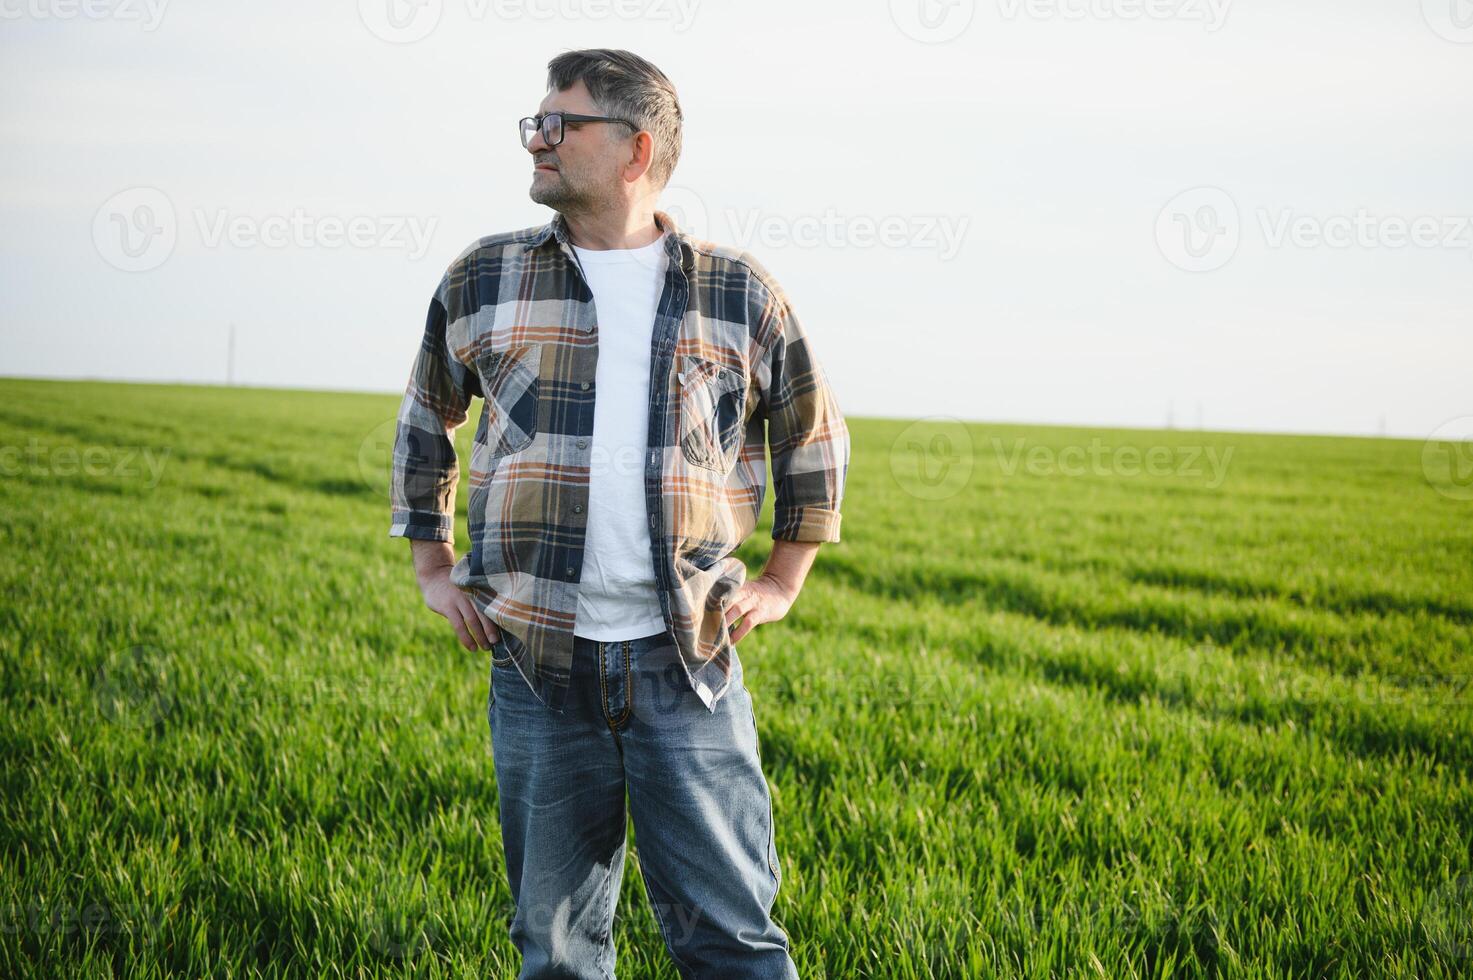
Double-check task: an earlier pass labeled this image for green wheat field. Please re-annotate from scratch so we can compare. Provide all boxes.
[2,376,1470,978]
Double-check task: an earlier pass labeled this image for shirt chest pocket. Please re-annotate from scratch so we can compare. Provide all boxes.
[475,343,542,460]
[677,354,747,474]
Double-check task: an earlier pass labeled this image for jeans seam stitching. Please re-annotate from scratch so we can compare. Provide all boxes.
[597,641,612,729]
[748,698,781,884]
[594,842,618,978]
[635,856,697,978]
[610,639,634,728]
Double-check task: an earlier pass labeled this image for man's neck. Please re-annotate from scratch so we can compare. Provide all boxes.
[562,208,662,251]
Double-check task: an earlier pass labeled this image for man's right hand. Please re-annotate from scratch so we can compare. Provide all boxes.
[421,571,503,652]
[409,539,502,653]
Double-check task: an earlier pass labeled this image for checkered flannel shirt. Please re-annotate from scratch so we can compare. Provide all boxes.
[389,209,849,713]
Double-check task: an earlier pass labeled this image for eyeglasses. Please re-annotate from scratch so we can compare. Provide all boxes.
[519,111,638,149]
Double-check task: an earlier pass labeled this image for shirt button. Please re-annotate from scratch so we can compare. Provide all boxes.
[565,567,576,578]
[572,504,583,514]
[580,381,591,390]
[576,438,588,449]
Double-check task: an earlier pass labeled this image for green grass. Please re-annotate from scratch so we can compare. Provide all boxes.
[1,377,1469,978]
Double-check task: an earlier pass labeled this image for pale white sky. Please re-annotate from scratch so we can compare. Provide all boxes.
[2,0,1470,438]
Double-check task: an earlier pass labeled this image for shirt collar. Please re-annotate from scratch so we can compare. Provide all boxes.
[524,208,693,273]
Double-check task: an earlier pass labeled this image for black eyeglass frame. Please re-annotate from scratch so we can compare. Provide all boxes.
[519,111,640,148]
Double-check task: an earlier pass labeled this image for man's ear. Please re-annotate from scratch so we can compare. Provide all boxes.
[624,131,656,184]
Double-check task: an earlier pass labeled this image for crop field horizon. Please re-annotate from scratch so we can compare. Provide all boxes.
[2,376,1469,978]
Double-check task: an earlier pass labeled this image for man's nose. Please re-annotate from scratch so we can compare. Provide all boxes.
[525,128,550,154]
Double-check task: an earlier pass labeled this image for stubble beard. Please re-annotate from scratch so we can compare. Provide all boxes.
[529,168,614,218]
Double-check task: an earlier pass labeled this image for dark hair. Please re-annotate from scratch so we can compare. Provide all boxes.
[546,48,683,189]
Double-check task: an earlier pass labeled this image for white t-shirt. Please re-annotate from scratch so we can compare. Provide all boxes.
[569,231,669,640]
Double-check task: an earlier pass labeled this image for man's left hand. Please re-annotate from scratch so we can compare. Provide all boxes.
[723,574,798,644]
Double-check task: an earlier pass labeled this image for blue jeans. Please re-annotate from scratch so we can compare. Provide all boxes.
[487,627,799,979]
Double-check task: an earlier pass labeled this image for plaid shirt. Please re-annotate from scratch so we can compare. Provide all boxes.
[389,209,849,714]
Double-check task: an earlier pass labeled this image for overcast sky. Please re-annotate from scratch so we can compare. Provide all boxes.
[2,0,1470,438]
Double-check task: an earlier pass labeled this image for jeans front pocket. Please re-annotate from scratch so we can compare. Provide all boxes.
[490,629,516,668]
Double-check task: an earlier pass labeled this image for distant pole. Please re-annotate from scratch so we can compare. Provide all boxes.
[227,323,236,386]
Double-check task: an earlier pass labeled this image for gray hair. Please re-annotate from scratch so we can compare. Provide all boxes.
[546,48,683,190]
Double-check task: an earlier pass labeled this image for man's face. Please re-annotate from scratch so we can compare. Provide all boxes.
[526,79,629,215]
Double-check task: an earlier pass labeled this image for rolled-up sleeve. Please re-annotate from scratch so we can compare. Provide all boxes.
[754,279,849,544]
[388,274,478,542]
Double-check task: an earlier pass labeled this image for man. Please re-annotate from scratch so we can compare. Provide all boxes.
[388,48,849,979]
